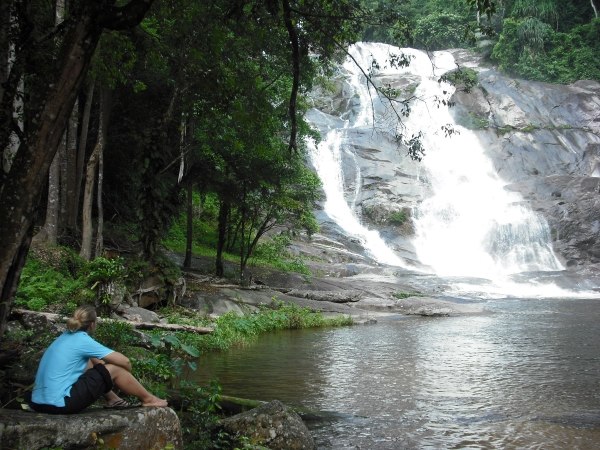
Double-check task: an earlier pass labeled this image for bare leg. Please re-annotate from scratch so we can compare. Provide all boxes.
[104,364,168,407]
[86,360,123,406]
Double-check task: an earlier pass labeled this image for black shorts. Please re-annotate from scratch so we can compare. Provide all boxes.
[30,363,113,414]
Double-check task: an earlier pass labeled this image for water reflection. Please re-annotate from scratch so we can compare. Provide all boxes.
[192,298,600,449]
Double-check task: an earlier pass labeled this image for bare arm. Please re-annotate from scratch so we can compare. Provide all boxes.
[102,351,132,372]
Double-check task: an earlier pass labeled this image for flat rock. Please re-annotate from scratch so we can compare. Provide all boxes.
[0,407,182,450]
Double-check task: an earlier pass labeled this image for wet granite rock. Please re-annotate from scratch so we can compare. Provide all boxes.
[219,400,315,450]
[0,407,182,450]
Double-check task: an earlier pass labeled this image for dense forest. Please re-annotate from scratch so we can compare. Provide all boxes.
[0,0,598,337]
[376,0,600,84]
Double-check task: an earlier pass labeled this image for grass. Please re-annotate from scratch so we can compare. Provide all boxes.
[393,291,426,300]
[158,300,353,355]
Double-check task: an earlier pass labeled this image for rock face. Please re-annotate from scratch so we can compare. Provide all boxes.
[307,46,600,268]
[0,407,183,450]
[219,400,316,450]
[448,52,600,267]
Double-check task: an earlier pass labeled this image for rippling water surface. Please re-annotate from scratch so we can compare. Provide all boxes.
[193,298,600,449]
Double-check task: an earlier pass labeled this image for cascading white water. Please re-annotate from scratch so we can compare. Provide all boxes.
[308,130,407,267]
[310,42,563,279]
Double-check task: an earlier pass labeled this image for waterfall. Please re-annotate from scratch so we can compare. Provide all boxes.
[308,130,408,267]
[308,42,563,278]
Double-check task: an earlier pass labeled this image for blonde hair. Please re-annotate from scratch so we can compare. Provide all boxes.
[66,305,97,333]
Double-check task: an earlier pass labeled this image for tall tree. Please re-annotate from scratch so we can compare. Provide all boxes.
[0,0,156,342]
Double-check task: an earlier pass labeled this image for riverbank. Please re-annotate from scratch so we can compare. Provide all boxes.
[1,235,490,449]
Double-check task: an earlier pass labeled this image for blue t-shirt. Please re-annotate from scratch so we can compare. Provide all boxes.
[32,331,114,407]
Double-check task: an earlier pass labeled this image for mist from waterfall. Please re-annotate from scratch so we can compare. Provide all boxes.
[309,42,564,281]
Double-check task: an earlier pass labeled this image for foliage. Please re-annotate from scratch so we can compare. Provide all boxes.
[179,379,231,449]
[393,291,426,299]
[94,320,137,352]
[414,12,470,50]
[15,255,92,312]
[248,234,311,275]
[388,211,407,225]
[85,257,125,287]
[151,252,182,285]
[491,0,600,84]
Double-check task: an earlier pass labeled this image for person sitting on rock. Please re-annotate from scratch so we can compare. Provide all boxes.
[29,305,168,414]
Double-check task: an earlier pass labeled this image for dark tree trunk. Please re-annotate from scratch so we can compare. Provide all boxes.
[0,0,13,111]
[65,98,79,231]
[71,81,95,230]
[184,183,193,268]
[94,88,111,258]
[216,200,229,278]
[0,216,36,344]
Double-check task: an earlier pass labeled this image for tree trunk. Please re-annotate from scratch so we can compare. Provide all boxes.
[0,218,35,346]
[79,144,99,261]
[94,88,111,258]
[239,183,248,279]
[32,0,68,245]
[94,139,104,258]
[2,36,23,175]
[0,0,157,342]
[216,200,229,278]
[242,216,273,271]
[184,182,193,268]
[65,98,79,231]
[72,81,95,228]
[34,139,63,244]
[0,0,11,106]
[81,87,110,261]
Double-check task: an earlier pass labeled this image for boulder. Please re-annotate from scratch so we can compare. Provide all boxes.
[19,311,65,337]
[0,407,183,450]
[219,400,315,450]
[118,306,160,323]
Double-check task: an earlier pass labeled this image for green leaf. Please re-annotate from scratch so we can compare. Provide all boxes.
[187,360,197,371]
[181,344,199,357]
[164,335,180,347]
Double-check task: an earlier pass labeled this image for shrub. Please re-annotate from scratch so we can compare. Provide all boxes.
[388,211,407,225]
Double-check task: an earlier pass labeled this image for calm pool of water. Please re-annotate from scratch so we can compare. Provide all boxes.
[192,297,600,449]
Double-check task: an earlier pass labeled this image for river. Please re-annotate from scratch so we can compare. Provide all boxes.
[193,294,600,449]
